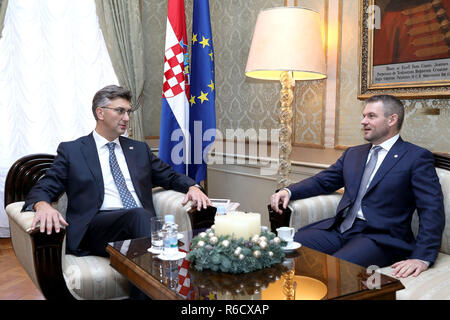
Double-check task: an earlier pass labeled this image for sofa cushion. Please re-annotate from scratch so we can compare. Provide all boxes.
[63,254,129,300]
[289,193,342,230]
[435,168,450,255]
[379,252,450,299]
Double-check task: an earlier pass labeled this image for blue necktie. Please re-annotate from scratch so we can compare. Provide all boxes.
[340,146,382,233]
[107,142,138,209]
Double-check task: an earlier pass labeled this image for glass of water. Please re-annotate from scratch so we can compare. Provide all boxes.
[150,217,164,252]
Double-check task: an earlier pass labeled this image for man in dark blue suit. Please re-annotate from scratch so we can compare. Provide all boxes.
[24,85,211,257]
[270,95,445,278]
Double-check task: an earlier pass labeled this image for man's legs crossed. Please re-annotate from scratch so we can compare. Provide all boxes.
[333,236,394,268]
[82,208,153,300]
[294,220,397,268]
[83,208,152,257]
[294,226,343,256]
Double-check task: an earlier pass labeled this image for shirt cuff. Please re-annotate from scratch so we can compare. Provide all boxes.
[282,187,292,198]
[419,259,430,267]
[24,204,35,212]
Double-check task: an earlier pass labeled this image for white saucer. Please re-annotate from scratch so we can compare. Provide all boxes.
[157,251,187,261]
[281,241,301,253]
[147,247,163,254]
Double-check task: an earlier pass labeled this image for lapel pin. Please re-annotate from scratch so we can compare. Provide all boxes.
[129,146,134,150]
[394,154,398,158]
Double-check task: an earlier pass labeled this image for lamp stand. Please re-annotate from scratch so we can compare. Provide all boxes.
[277,71,294,189]
[282,266,297,300]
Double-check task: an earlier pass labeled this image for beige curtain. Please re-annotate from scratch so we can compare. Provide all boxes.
[0,0,8,39]
[95,0,145,141]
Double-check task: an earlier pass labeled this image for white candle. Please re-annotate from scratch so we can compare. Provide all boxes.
[214,212,261,239]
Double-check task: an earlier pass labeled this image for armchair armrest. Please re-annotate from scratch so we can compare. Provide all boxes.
[288,193,342,230]
[6,201,73,300]
[5,202,39,287]
[152,187,217,231]
[152,187,193,232]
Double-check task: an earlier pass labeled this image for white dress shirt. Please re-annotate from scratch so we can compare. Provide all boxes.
[92,130,142,210]
[356,134,400,220]
[282,134,400,206]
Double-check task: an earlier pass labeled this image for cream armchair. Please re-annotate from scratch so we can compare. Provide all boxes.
[271,153,450,300]
[4,153,204,300]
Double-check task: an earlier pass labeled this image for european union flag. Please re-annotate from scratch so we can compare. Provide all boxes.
[188,0,216,183]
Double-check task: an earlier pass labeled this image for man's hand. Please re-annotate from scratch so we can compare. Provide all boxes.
[31,201,69,235]
[391,259,428,278]
[270,189,290,214]
[182,186,212,211]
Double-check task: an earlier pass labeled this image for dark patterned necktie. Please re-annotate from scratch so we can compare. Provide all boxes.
[107,142,137,209]
[340,146,382,233]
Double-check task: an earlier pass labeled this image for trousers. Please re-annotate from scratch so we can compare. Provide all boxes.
[80,207,152,257]
[293,219,409,267]
[79,207,153,300]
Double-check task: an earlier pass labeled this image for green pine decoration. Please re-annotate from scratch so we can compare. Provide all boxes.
[187,226,287,274]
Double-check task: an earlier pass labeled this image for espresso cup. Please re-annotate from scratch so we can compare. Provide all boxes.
[276,226,295,243]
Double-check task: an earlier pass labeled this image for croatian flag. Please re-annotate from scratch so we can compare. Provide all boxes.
[159,0,190,174]
[188,0,216,183]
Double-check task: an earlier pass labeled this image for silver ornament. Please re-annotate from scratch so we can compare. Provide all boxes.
[273,237,281,244]
[234,247,242,256]
[221,240,230,247]
[252,234,260,243]
[258,236,267,243]
[199,232,207,238]
[259,241,268,250]
[209,236,218,245]
[253,250,261,258]
[238,254,245,260]
[197,240,205,247]
[268,251,274,257]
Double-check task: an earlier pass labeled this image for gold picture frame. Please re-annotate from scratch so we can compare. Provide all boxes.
[358,0,450,99]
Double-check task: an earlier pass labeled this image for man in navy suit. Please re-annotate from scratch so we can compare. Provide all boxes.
[270,95,445,278]
[24,85,211,257]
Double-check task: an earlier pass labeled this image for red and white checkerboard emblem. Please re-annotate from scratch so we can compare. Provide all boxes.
[176,250,194,299]
[163,43,186,98]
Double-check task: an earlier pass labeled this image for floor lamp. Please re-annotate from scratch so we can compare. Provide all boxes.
[245,7,326,189]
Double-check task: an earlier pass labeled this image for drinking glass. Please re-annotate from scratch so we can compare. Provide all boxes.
[151,217,164,252]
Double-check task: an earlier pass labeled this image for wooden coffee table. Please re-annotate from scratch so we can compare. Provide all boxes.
[106,231,404,300]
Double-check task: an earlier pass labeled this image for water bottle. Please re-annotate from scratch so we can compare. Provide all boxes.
[164,260,179,289]
[216,205,226,215]
[162,214,179,256]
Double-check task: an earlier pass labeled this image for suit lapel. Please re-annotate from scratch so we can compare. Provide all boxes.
[365,137,407,194]
[119,136,143,201]
[348,144,372,200]
[80,133,104,197]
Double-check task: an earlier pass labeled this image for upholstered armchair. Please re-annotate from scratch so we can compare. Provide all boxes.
[269,153,450,299]
[4,153,214,300]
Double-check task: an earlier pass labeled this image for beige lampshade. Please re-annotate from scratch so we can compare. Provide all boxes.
[245,7,326,80]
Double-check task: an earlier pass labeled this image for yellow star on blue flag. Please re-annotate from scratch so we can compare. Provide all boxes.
[189,0,216,183]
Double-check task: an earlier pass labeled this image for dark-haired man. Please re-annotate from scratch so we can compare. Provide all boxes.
[270,95,445,278]
[24,85,210,258]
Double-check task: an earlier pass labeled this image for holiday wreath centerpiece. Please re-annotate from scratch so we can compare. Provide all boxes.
[186,212,286,274]
[189,262,288,296]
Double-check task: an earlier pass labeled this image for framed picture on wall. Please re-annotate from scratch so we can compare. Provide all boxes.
[358,0,450,99]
